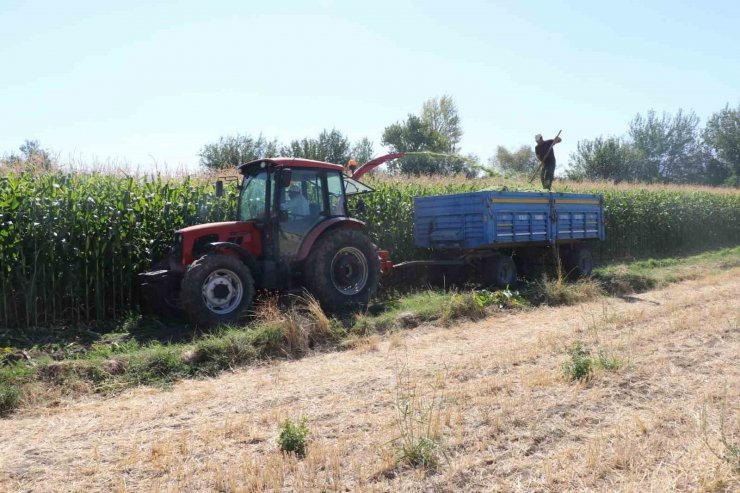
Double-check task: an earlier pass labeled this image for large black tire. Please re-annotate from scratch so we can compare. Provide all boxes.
[563,247,593,278]
[481,254,517,288]
[181,254,255,327]
[304,229,380,312]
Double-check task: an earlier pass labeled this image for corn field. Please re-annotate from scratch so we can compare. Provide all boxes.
[0,172,234,328]
[1,171,738,328]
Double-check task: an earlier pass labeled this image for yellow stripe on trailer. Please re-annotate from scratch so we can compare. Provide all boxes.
[555,199,600,205]
[491,198,549,204]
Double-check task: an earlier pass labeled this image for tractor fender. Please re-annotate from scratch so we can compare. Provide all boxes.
[204,242,261,281]
[295,218,366,262]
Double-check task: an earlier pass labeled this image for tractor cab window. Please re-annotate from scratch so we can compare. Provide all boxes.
[277,168,327,261]
[327,172,346,216]
[237,171,269,221]
[280,170,323,219]
[343,176,374,196]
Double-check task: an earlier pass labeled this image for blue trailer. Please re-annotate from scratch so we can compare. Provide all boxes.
[396,190,605,287]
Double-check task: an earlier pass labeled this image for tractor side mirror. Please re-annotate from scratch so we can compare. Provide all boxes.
[215,180,224,197]
[279,169,292,188]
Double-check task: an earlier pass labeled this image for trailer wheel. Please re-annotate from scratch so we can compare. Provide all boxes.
[304,229,380,312]
[482,255,517,288]
[564,247,593,278]
[181,254,255,327]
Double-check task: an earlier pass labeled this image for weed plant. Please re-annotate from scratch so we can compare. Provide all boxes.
[277,418,310,456]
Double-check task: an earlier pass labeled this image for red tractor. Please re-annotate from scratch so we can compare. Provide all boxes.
[139,155,398,327]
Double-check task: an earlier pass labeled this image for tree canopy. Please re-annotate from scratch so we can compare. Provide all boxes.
[382,96,475,175]
[703,103,740,186]
[566,136,642,182]
[489,145,538,175]
[198,134,279,170]
[567,104,739,186]
[628,109,705,183]
[195,96,738,186]
[1,139,55,170]
[282,129,352,164]
[199,130,374,170]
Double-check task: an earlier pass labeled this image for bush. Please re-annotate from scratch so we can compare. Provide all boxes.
[563,342,623,382]
[248,323,285,357]
[0,382,21,416]
[277,417,310,456]
[126,344,190,386]
[531,277,602,306]
[596,351,622,371]
[563,342,593,381]
[441,292,486,324]
[700,392,740,473]
[391,361,442,469]
[37,360,108,385]
[398,436,439,468]
[594,269,656,295]
[474,288,528,309]
[190,330,257,376]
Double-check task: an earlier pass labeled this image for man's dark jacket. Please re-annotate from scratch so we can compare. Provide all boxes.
[535,140,556,167]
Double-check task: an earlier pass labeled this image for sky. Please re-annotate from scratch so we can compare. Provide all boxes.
[1,0,738,172]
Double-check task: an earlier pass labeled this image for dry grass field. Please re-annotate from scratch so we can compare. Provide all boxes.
[1,269,738,492]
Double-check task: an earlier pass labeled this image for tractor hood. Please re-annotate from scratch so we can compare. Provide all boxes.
[175,221,262,265]
[176,221,249,235]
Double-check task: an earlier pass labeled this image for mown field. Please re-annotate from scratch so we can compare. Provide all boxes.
[2,261,738,492]
[1,169,739,328]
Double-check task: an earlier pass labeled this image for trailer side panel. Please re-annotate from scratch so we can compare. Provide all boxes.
[413,191,604,251]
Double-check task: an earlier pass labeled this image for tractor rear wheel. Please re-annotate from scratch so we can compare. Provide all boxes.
[304,229,380,312]
[181,254,255,327]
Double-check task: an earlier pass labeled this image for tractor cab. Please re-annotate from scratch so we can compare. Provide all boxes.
[237,158,370,265]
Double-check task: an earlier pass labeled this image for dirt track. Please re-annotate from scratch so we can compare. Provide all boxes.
[1,269,739,492]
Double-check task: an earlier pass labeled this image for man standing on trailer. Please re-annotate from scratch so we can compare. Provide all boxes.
[535,133,562,190]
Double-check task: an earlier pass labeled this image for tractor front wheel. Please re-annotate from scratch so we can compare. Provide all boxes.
[181,254,255,327]
[304,229,380,312]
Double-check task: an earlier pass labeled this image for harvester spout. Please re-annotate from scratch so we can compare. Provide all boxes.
[351,152,404,180]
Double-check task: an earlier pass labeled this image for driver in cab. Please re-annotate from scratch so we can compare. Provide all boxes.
[283,184,309,217]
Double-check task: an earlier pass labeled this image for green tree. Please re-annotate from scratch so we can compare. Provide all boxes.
[282,137,321,160]
[566,136,643,182]
[629,109,704,183]
[703,103,740,186]
[1,140,54,170]
[317,129,352,164]
[382,96,472,175]
[382,115,446,153]
[198,134,279,170]
[489,145,538,175]
[281,129,352,164]
[351,137,375,164]
[421,95,462,152]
